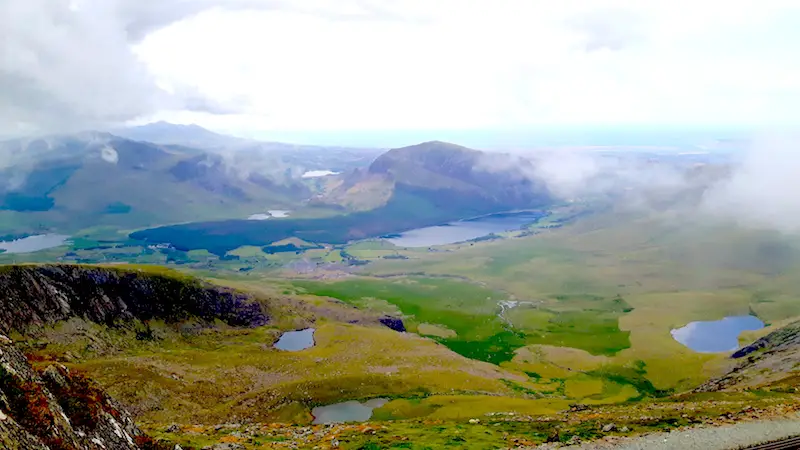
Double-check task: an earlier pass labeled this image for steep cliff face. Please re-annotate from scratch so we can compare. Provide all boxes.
[0,264,268,335]
[0,264,272,449]
[0,334,171,450]
[697,321,800,392]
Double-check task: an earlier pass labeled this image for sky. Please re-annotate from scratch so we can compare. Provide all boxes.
[2,1,799,142]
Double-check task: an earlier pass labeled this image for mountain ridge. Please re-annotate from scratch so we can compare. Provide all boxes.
[131,140,554,253]
[319,140,550,211]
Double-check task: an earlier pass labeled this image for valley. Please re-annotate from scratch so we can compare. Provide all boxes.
[2,125,800,449]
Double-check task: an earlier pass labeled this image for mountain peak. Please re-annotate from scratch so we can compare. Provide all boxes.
[395,140,476,153]
[112,121,247,148]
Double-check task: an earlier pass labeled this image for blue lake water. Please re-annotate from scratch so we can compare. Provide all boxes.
[671,316,765,353]
[312,398,388,424]
[386,211,546,248]
[0,234,71,254]
[273,328,315,351]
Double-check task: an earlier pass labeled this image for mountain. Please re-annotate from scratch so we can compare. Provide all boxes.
[0,133,312,235]
[131,141,553,254]
[115,122,383,171]
[317,140,550,211]
[112,121,250,149]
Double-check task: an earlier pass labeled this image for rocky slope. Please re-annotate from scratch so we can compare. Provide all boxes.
[0,265,268,336]
[0,334,169,449]
[0,264,275,449]
[697,321,800,392]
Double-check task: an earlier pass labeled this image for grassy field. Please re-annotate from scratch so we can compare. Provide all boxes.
[292,277,632,365]
[10,205,800,441]
[279,209,800,404]
[28,320,534,424]
[145,391,800,449]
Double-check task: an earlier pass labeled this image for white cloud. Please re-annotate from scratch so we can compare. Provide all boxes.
[0,0,295,136]
[3,1,800,136]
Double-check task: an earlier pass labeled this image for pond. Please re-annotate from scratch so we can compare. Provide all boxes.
[312,398,388,424]
[273,328,315,351]
[248,210,291,220]
[0,234,71,254]
[386,211,547,247]
[671,315,765,353]
[302,170,340,178]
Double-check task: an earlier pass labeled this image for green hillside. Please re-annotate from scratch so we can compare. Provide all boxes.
[130,141,554,254]
[0,134,310,235]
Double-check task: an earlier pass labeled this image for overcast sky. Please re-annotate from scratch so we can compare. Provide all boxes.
[2,1,799,140]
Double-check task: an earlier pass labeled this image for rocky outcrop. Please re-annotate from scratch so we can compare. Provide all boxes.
[696,321,800,392]
[0,264,268,335]
[0,335,170,449]
[0,264,273,448]
[379,316,406,332]
[732,321,800,359]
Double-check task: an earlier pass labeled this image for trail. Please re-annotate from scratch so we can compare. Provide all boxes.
[549,416,800,450]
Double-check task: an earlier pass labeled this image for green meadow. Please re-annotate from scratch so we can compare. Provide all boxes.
[13,206,800,436]
[293,277,632,365]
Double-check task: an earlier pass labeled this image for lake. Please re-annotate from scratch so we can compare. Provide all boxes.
[386,211,547,247]
[248,210,291,220]
[273,328,315,351]
[302,170,340,178]
[312,398,388,424]
[0,234,71,254]
[671,315,765,353]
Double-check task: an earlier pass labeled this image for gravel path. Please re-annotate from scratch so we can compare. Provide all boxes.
[544,415,800,450]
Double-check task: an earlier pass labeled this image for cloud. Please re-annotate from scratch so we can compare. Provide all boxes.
[0,0,298,136]
[701,134,800,231]
[474,130,800,242]
[566,7,645,52]
[3,1,800,137]
[135,1,800,135]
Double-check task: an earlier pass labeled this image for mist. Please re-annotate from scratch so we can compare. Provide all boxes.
[700,134,800,232]
[477,133,800,235]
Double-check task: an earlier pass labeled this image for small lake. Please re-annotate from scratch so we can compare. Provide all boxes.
[0,234,71,254]
[248,210,291,220]
[386,211,546,247]
[671,315,765,353]
[302,170,340,178]
[312,398,388,424]
[273,328,315,351]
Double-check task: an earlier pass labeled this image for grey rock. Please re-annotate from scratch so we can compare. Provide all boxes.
[0,265,269,337]
[379,316,406,332]
[602,423,618,432]
[208,444,245,450]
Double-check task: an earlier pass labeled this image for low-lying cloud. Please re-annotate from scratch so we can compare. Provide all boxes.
[700,134,800,232]
[478,133,800,234]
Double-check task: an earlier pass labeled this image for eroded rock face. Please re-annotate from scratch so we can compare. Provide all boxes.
[0,265,268,335]
[0,264,274,449]
[0,336,166,449]
[379,316,406,332]
[696,321,800,392]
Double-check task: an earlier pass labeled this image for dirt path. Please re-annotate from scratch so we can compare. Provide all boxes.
[542,415,800,450]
